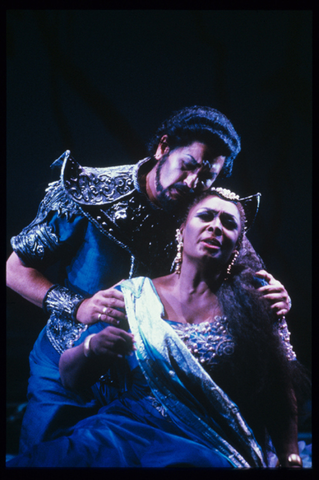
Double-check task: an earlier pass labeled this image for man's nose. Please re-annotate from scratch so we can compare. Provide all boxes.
[183,173,199,189]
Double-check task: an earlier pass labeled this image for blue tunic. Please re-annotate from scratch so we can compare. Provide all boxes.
[48,211,131,296]
[16,211,131,452]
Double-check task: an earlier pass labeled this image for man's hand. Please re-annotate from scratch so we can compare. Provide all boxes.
[255,270,292,316]
[76,282,126,326]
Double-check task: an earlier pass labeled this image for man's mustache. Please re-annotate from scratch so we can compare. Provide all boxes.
[168,183,196,198]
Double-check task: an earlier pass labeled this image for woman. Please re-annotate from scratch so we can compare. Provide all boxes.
[7,188,309,468]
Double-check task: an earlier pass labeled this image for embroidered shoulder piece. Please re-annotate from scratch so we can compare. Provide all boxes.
[169,316,235,370]
[61,151,136,206]
[58,151,177,277]
[10,181,82,268]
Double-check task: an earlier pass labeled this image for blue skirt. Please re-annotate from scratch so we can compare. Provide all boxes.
[12,325,234,468]
[7,390,233,468]
[18,327,102,453]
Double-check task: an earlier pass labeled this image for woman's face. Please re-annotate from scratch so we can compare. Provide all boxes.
[181,195,242,268]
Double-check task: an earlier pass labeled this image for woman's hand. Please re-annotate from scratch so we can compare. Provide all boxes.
[59,326,135,390]
[276,454,303,468]
[76,282,126,326]
[255,270,292,317]
[89,326,135,359]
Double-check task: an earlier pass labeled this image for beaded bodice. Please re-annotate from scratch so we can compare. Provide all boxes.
[166,316,235,371]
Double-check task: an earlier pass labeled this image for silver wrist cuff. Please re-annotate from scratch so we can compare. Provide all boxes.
[43,284,84,322]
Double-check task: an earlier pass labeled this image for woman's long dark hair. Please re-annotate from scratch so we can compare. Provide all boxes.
[213,236,311,462]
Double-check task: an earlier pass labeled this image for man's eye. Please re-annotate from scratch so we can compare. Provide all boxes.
[200,172,214,181]
[182,161,197,171]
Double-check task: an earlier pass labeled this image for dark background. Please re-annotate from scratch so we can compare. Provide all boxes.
[6,10,312,453]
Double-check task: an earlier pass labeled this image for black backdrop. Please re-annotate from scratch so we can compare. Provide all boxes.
[7,10,312,409]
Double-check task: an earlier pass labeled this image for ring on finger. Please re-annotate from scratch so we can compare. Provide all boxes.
[102,307,107,314]
[98,313,102,321]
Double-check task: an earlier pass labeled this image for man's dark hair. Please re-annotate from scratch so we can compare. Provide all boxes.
[147,106,241,179]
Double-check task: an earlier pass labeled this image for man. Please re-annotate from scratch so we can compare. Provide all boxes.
[6,106,291,452]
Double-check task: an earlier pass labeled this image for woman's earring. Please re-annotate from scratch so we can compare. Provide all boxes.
[173,229,183,275]
[225,249,239,280]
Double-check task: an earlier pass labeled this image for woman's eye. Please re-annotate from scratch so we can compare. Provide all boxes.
[197,212,214,221]
[223,219,237,230]
[196,212,238,229]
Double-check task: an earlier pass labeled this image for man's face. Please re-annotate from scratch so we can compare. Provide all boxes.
[148,141,225,212]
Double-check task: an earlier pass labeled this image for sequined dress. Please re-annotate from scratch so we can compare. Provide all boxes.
[168,317,235,370]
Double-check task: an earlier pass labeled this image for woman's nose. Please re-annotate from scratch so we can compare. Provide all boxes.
[207,218,222,233]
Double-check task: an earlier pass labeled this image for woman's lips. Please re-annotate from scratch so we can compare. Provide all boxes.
[201,238,221,249]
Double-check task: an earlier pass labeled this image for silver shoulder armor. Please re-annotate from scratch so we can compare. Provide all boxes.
[59,150,136,206]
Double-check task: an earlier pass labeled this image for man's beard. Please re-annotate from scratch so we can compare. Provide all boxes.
[155,154,196,214]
